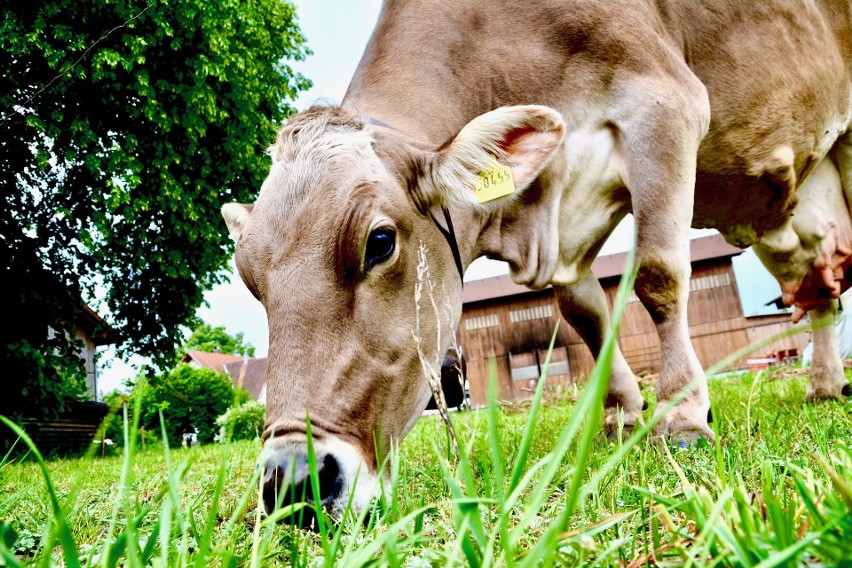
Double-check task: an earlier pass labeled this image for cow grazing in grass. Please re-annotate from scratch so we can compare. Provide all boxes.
[222,0,852,524]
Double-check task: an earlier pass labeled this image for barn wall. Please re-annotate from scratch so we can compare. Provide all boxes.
[743,316,810,358]
[459,294,573,406]
[458,258,806,406]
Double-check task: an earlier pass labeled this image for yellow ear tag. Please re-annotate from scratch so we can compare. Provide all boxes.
[474,160,515,203]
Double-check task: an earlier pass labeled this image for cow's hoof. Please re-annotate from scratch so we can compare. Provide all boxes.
[649,428,714,450]
[805,381,851,401]
[653,405,715,447]
[604,424,636,443]
[602,402,646,441]
[672,429,713,449]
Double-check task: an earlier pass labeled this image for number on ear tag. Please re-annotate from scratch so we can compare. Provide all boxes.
[474,161,515,203]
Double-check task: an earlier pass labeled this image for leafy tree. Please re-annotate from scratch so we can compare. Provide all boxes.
[182,322,255,358]
[140,363,234,447]
[216,399,265,442]
[0,0,310,426]
[233,387,252,407]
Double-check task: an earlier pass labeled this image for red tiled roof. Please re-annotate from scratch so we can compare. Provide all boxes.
[182,350,268,399]
[182,350,244,374]
[462,234,743,304]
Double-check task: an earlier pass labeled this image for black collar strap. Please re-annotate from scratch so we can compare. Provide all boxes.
[360,115,465,284]
[429,205,465,283]
[361,115,398,131]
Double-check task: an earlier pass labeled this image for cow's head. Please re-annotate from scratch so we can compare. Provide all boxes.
[222,105,564,525]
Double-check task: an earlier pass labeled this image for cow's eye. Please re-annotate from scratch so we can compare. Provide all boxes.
[365,227,396,270]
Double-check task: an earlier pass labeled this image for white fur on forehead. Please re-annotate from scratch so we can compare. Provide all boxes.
[268,108,374,164]
[258,108,381,213]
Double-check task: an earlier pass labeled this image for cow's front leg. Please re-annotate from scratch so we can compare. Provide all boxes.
[633,225,714,444]
[625,92,714,444]
[807,299,852,400]
[554,272,647,439]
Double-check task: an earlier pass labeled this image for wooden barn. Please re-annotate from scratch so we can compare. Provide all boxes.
[457,235,810,407]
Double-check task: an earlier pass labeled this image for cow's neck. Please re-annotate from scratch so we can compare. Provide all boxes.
[341,1,564,282]
[341,0,567,146]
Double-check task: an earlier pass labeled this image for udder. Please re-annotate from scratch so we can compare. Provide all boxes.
[750,157,852,321]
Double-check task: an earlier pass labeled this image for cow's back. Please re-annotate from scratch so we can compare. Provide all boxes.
[346,0,851,239]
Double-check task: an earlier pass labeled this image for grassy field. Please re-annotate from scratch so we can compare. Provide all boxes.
[1,363,850,567]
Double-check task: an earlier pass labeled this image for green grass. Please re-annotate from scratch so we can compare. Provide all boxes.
[1,262,851,566]
[0,368,850,566]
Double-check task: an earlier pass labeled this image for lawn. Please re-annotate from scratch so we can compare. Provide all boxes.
[1,364,850,567]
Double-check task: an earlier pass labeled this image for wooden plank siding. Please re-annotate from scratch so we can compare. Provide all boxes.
[458,258,808,407]
[20,400,110,456]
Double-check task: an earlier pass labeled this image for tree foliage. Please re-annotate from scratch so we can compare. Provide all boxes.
[182,322,255,358]
[0,0,310,424]
[216,399,265,442]
[139,363,235,447]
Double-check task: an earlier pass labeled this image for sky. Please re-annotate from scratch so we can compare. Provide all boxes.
[95,0,784,396]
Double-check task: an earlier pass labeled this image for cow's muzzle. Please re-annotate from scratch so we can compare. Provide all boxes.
[261,436,380,529]
[262,447,344,529]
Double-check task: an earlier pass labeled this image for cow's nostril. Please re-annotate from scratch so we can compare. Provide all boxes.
[262,451,344,529]
[316,454,343,502]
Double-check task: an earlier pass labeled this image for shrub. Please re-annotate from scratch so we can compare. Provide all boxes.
[141,364,235,447]
[216,400,265,442]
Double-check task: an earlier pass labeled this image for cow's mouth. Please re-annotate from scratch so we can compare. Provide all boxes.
[262,451,344,529]
[260,435,382,529]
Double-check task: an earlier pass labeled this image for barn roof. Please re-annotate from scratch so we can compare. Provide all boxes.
[463,234,743,304]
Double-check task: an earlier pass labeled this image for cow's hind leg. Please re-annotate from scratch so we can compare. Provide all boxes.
[808,130,852,400]
[752,150,852,401]
[807,299,851,400]
[554,271,647,439]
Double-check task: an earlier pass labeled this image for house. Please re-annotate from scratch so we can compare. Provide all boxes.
[76,303,118,400]
[182,350,268,402]
[458,235,809,407]
[20,298,119,455]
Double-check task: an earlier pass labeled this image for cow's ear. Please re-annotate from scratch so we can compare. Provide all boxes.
[429,105,565,207]
[221,203,253,240]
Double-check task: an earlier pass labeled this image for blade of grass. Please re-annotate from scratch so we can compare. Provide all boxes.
[513,250,637,565]
[305,414,330,544]
[508,322,559,493]
[0,416,81,568]
[192,446,230,568]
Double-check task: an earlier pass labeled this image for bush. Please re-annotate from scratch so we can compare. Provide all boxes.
[216,400,265,442]
[140,364,235,447]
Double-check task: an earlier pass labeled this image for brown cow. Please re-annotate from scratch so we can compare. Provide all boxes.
[222,0,852,523]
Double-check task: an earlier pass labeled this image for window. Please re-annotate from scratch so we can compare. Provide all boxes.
[465,313,499,331]
[509,347,569,381]
[509,352,539,381]
[690,272,731,291]
[509,304,553,323]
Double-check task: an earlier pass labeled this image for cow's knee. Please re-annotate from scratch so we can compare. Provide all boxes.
[634,256,687,324]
